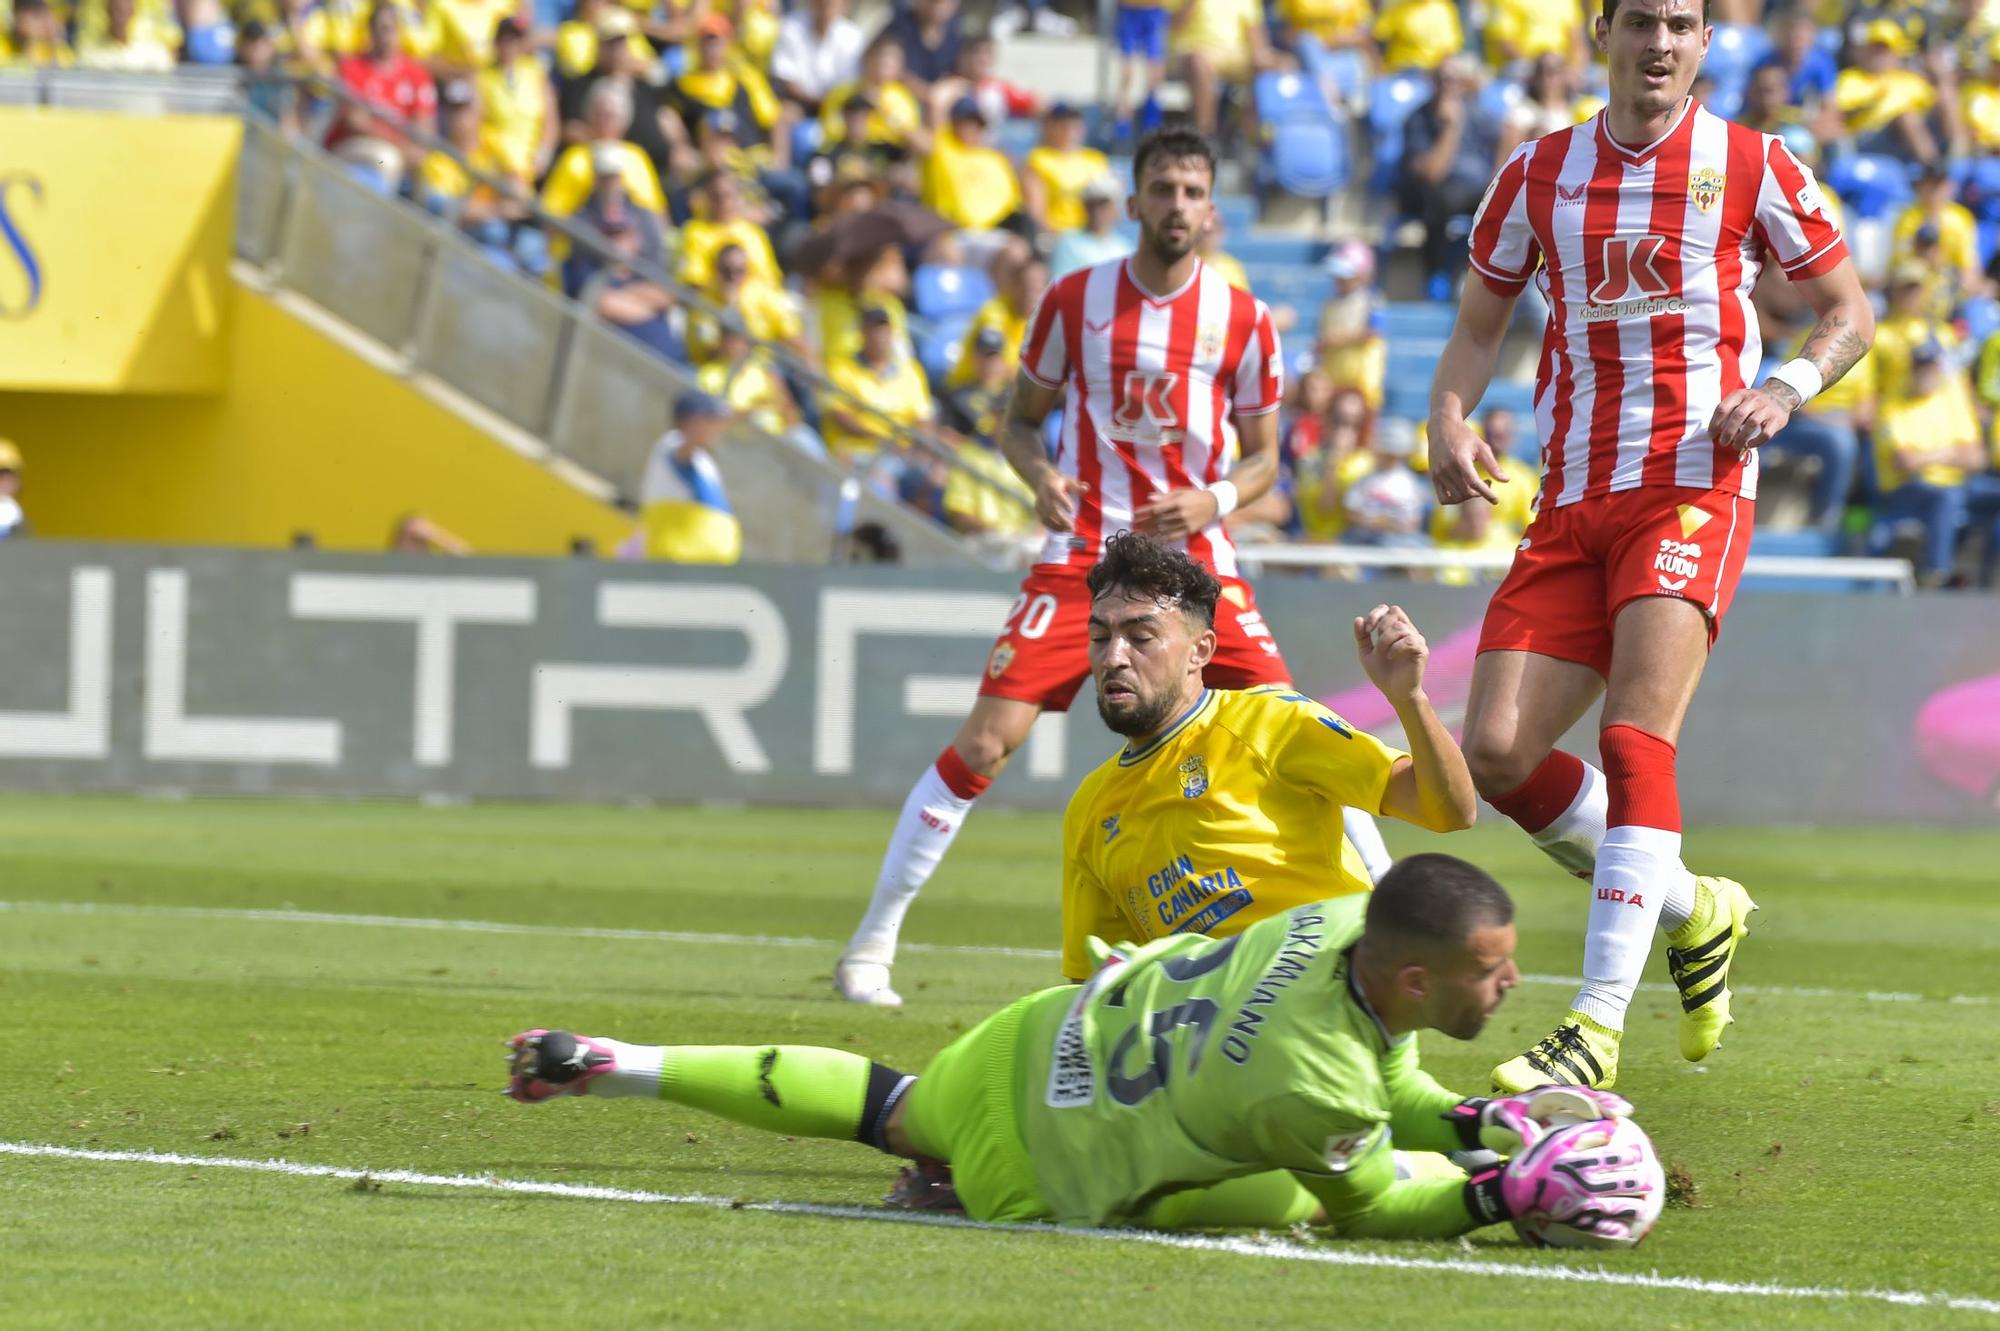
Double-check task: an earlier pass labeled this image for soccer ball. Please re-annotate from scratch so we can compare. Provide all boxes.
[1511,1116,1666,1250]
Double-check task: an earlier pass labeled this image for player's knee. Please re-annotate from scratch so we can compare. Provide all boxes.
[1463,731,1538,800]
[950,729,1017,778]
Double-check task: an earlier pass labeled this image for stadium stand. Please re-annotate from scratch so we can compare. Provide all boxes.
[2,0,1997,586]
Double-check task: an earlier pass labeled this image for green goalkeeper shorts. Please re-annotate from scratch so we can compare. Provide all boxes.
[900,989,1064,1224]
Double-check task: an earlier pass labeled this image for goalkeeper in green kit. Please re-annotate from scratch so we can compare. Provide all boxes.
[504,855,1653,1240]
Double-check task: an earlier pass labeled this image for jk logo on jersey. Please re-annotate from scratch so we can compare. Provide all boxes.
[1177,754,1209,799]
[1110,371,1183,440]
[1687,167,1726,214]
[1582,236,1689,323]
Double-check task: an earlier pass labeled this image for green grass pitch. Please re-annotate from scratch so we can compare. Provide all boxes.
[1,794,1996,1328]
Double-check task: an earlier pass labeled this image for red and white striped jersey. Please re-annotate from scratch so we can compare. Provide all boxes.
[1468,100,1849,508]
[1019,257,1283,572]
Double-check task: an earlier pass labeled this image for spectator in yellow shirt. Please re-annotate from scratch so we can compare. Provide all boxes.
[1873,341,1982,584]
[692,242,811,363]
[1197,211,1250,291]
[1874,263,1959,404]
[1835,19,1940,164]
[679,170,783,288]
[667,12,795,167]
[1317,241,1386,408]
[922,97,1025,235]
[1957,36,2000,153]
[948,250,1048,389]
[826,304,936,459]
[1372,0,1460,71]
[1291,385,1377,541]
[1892,164,1988,302]
[429,0,509,71]
[476,17,557,183]
[821,39,925,153]
[697,316,823,455]
[1022,102,1111,235]
[1483,0,1581,70]
[3,0,75,64]
[542,80,668,218]
[1765,316,1874,532]
[1171,0,1282,139]
[1277,0,1370,49]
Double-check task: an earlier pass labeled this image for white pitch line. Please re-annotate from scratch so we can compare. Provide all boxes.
[0,899,1989,1008]
[3,1141,1995,1317]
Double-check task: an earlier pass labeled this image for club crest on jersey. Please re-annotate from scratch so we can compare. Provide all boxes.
[1196,322,1225,362]
[987,641,1015,679]
[1177,754,1209,799]
[1688,167,1726,214]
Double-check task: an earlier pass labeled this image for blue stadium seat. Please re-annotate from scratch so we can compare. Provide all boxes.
[1750,529,1839,558]
[1368,72,1431,194]
[1958,157,2000,222]
[1702,23,1773,119]
[1240,261,1334,311]
[1981,220,2000,270]
[993,117,1041,160]
[1962,295,2000,347]
[912,264,995,320]
[1229,233,1327,266]
[1382,301,1455,346]
[1477,78,1522,129]
[1214,192,1258,234]
[1253,73,1349,199]
[1299,41,1369,110]
[919,312,973,389]
[1824,155,1915,220]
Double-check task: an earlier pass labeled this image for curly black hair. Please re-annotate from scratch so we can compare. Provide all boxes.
[1086,531,1220,629]
[1131,125,1217,191]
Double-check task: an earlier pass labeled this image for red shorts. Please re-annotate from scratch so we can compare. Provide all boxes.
[1478,486,1753,679]
[978,564,1291,711]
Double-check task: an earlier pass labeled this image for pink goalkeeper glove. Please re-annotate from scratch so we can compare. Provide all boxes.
[1446,1086,1634,1155]
[1497,1118,1658,1229]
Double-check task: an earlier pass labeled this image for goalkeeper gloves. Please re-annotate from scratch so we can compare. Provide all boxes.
[1444,1085,1633,1155]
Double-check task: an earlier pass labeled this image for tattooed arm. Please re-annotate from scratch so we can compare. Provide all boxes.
[1710,257,1875,452]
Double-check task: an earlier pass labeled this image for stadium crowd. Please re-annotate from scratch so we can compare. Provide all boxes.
[8,0,2000,584]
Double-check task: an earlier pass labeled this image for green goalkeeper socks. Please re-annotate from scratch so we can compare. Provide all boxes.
[657,1045,909,1146]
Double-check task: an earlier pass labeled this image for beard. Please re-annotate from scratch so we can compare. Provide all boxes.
[1141,218,1197,266]
[1096,683,1179,738]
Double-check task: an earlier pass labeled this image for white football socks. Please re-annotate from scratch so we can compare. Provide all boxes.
[1573,825,1696,1029]
[1342,805,1394,884]
[1528,758,1609,879]
[1525,758,1696,933]
[583,1039,663,1099]
[842,762,978,968]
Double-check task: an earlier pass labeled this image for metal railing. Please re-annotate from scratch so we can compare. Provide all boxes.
[253,70,1035,538]
[4,64,1033,560]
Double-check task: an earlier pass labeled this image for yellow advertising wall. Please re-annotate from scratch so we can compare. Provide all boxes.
[0,108,239,393]
[2,280,634,556]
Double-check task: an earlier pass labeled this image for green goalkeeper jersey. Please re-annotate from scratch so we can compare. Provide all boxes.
[1015,896,1473,1230]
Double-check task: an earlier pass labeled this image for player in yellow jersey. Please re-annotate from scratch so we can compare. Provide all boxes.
[1060,532,1476,980]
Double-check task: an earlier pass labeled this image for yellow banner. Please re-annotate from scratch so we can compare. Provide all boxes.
[0,107,239,393]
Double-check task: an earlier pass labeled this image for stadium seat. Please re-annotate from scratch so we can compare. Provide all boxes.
[1229,233,1327,266]
[1214,192,1258,234]
[1477,78,1522,129]
[993,117,1041,160]
[1957,158,2000,222]
[912,264,995,321]
[919,311,973,388]
[1382,301,1455,348]
[1701,23,1773,119]
[1823,154,1915,220]
[1962,295,2000,347]
[1239,261,1333,311]
[1298,40,1369,111]
[1252,73,1349,199]
[1367,72,1430,195]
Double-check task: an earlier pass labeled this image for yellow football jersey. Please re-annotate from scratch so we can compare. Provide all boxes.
[1060,685,1406,980]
